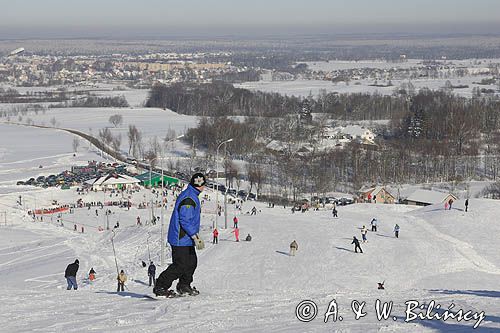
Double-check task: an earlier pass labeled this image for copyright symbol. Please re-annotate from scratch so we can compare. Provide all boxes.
[296,300,318,322]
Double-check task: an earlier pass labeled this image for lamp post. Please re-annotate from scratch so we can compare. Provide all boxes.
[215,138,233,230]
[157,134,184,267]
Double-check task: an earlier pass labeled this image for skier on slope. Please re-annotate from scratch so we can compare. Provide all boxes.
[290,240,298,256]
[352,236,363,253]
[232,227,240,242]
[370,218,378,232]
[64,259,79,290]
[361,225,368,242]
[212,228,219,244]
[148,262,156,287]
[154,173,206,297]
[117,270,127,292]
[394,224,400,238]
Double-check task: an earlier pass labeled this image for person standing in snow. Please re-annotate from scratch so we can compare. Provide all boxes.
[251,207,257,215]
[154,173,206,297]
[465,199,469,212]
[361,225,368,242]
[148,262,156,287]
[232,227,240,242]
[117,270,127,292]
[332,207,338,218]
[370,218,378,232]
[64,259,79,290]
[233,216,238,228]
[352,236,363,253]
[394,224,400,238]
[448,198,453,210]
[212,228,219,244]
[445,202,449,210]
[290,240,298,256]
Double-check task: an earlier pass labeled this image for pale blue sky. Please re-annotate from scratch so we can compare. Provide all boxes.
[1,0,499,36]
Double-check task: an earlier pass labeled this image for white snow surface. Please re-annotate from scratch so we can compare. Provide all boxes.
[1,183,500,332]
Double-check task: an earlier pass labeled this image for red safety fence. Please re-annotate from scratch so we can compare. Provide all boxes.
[35,207,69,215]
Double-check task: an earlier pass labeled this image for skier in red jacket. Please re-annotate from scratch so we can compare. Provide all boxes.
[213,228,219,244]
[232,227,240,242]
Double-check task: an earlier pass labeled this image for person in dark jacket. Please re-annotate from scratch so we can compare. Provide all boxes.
[465,199,469,212]
[148,261,156,287]
[65,259,79,290]
[154,173,206,297]
[352,236,363,253]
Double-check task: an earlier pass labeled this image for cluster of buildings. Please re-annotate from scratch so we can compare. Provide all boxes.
[265,124,377,155]
[358,186,458,207]
[0,51,236,87]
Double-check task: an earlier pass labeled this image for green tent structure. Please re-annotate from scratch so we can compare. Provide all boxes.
[136,172,180,187]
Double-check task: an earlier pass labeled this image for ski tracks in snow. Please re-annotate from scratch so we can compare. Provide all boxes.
[409,215,500,275]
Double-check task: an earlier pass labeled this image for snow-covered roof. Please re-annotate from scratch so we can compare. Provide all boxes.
[405,189,456,205]
[360,186,394,197]
[93,174,140,186]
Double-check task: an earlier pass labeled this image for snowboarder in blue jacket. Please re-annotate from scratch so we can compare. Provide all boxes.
[154,173,206,297]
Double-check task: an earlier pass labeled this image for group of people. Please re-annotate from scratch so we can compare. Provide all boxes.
[351,218,401,253]
[64,259,128,292]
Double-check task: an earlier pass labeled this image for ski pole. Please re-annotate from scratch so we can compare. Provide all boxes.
[111,229,119,276]
[147,232,151,262]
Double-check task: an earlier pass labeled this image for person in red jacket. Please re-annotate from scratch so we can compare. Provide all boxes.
[232,227,239,242]
[213,228,219,244]
[233,216,238,228]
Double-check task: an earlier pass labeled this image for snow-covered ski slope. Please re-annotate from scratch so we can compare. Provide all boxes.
[1,188,499,332]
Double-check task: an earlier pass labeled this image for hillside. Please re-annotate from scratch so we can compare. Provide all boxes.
[0,188,499,332]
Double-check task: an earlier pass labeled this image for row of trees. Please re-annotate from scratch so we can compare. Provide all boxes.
[178,87,500,199]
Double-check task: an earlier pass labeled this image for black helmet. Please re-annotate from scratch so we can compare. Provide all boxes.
[190,173,206,188]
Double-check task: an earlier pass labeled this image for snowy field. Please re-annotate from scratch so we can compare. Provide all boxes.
[1,106,199,161]
[0,83,150,108]
[302,58,500,72]
[1,185,500,332]
[0,123,109,194]
[236,76,498,98]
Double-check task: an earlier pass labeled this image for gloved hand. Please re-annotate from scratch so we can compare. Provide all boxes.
[192,234,205,250]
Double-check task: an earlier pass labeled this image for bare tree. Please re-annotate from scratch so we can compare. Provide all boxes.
[108,114,123,128]
[98,128,113,146]
[72,137,80,153]
[127,125,142,157]
[247,161,265,198]
[111,134,122,152]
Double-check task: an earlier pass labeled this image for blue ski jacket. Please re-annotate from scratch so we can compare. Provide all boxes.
[167,184,202,247]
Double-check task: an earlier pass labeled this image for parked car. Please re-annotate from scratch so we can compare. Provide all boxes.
[339,197,354,206]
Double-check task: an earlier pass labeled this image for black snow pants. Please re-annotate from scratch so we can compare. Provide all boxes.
[156,246,197,290]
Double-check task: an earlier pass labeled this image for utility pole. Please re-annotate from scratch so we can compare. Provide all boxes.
[215,138,233,230]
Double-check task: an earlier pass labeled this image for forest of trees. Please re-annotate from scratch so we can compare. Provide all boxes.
[157,82,500,199]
